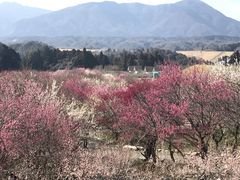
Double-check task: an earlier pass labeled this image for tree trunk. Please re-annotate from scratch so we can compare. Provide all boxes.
[83,138,88,149]
[199,138,208,159]
[113,131,120,141]
[143,135,157,163]
[168,141,175,162]
[232,125,239,153]
[212,128,224,151]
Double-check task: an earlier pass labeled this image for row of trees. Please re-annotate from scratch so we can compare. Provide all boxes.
[64,65,240,163]
[0,41,198,71]
[105,48,199,70]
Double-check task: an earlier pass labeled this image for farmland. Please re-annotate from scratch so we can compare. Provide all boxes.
[177,51,234,62]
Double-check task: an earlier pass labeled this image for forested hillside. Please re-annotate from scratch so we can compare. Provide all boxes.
[2,36,240,51]
[0,42,21,70]
[0,41,199,71]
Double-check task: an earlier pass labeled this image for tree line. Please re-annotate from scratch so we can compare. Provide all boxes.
[0,41,200,71]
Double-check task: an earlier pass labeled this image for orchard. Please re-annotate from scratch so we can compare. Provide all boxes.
[1,65,240,179]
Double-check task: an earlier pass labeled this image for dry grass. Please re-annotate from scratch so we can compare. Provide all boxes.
[177,51,234,62]
[7,144,240,179]
[65,148,240,179]
[183,64,212,75]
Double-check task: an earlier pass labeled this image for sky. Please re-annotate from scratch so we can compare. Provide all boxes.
[0,0,240,21]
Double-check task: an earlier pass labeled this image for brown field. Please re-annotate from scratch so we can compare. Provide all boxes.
[177,51,234,62]
[183,64,212,75]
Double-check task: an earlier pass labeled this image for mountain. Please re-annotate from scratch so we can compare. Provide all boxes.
[0,2,50,36]
[8,0,240,37]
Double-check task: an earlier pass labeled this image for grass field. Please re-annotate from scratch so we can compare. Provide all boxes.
[177,51,234,62]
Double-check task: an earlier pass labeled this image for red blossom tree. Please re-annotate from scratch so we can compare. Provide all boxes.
[96,65,188,163]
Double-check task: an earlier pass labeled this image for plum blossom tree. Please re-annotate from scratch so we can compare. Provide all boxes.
[95,88,123,141]
[210,65,240,153]
[63,77,99,149]
[180,69,233,159]
[0,72,77,178]
[96,65,188,163]
[221,80,240,153]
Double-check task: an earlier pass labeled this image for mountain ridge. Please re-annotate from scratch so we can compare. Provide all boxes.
[0,2,50,36]
[1,0,240,37]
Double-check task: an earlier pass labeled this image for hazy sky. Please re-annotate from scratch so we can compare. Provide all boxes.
[1,0,240,21]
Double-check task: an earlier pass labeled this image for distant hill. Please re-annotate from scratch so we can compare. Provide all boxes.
[0,2,50,36]
[9,0,240,37]
[2,36,240,51]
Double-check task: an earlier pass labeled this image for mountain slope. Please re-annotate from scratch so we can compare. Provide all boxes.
[0,2,50,36]
[10,0,240,37]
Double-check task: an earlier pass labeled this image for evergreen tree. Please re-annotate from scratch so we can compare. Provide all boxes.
[0,43,21,70]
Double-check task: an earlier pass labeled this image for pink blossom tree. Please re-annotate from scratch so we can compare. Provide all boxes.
[180,70,232,159]
[0,72,77,178]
